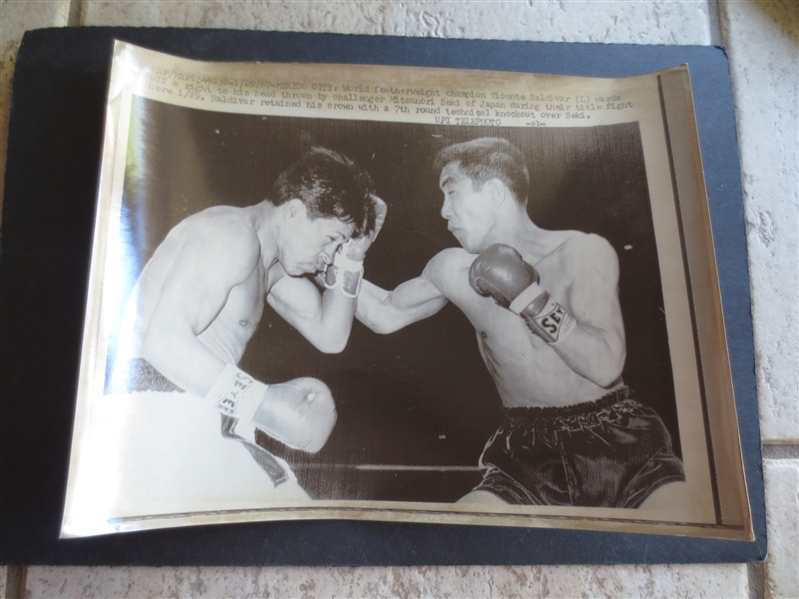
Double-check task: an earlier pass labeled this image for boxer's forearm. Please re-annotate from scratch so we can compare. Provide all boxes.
[355,280,396,333]
[142,328,227,396]
[267,273,357,354]
[357,278,447,334]
[311,285,358,353]
[548,324,626,388]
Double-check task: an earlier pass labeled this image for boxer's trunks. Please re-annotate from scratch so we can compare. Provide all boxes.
[473,386,685,508]
[107,356,183,393]
[107,357,291,486]
[63,359,311,534]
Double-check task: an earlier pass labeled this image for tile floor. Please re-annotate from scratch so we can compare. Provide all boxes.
[1,0,796,596]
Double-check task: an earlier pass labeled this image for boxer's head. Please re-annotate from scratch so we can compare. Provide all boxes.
[274,147,376,274]
[435,138,529,253]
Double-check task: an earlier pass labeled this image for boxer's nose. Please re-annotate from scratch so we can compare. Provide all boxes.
[440,197,452,220]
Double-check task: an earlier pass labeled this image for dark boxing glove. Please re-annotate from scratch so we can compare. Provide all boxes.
[468,243,540,308]
[469,244,576,344]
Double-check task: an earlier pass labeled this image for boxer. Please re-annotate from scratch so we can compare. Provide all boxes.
[108,147,385,503]
[356,138,684,508]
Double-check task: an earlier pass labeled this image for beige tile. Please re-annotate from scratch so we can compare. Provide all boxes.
[0,1,69,61]
[719,1,799,443]
[0,566,24,599]
[25,562,747,598]
[2,3,773,598]
[0,0,70,214]
[82,0,715,44]
[764,459,799,598]
[540,563,749,598]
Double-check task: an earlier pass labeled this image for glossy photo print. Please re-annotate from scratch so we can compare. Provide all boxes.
[60,42,751,540]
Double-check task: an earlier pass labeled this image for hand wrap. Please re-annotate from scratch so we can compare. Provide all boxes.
[508,281,576,345]
[321,195,387,298]
[322,250,364,297]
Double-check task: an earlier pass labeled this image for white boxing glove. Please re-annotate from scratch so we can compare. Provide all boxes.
[321,195,388,297]
[205,365,337,453]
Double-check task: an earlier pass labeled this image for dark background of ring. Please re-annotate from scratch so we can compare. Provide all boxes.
[114,95,679,503]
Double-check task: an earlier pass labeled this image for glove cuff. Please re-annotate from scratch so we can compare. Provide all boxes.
[323,251,364,297]
[512,283,577,345]
[509,282,545,314]
[205,364,265,423]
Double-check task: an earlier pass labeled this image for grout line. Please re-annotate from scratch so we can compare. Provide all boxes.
[762,444,799,460]
[706,0,724,46]
[67,0,84,27]
[3,566,25,599]
[748,561,766,599]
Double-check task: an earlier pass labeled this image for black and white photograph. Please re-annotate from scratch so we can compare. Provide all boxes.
[61,43,750,539]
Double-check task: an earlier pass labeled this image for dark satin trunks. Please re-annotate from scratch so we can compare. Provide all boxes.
[474,386,685,508]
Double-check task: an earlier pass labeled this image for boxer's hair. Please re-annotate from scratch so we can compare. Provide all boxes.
[274,147,376,236]
[434,138,529,206]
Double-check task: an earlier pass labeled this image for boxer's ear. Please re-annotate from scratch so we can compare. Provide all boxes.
[484,178,506,206]
[285,199,308,221]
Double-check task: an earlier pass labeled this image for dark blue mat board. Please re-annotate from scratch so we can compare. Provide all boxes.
[0,27,765,565]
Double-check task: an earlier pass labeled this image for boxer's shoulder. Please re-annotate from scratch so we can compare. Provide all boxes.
[563,233,618,275]
[422,248,476,296]
[424,247,474,274]
[182,205,255,234]
[176,207,260,253]
[162,210,262,286]
[540,231,617,271]
[564,231,614,254]
[431,246,476,267]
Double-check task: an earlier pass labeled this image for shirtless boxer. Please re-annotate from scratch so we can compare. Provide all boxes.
[356,138,684,508]
[104,147,384,511]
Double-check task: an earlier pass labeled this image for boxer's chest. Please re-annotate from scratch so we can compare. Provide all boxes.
[214,268,266,338]
[520,247,573,305]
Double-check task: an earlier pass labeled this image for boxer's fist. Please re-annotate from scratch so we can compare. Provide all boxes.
[252,377,337,453]
[206,366,337,453]
[469,244,540,308]
[469,244,576,345]
[342,195,388,262]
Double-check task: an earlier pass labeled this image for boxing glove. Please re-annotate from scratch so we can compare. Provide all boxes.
[468,243,540,308]
[469,243,576,345]
[342,194,388,262]
[323,195,387,296]
[206,365,337,453]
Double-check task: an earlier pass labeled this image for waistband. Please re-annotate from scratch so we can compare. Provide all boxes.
[106,357,184,394]
[501,386,640,431]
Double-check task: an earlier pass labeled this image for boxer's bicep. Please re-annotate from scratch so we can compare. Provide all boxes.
[358,277,447,334]
[268,274,360,353]
[536,236,626,388]
[267,276,323,332]
[564,236,626,366]
[389,275,449,320]
[357,249,465,334]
